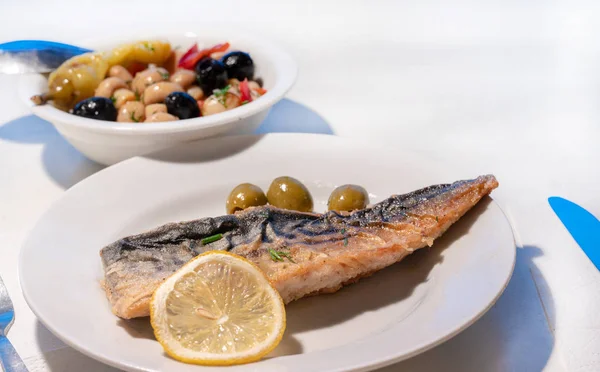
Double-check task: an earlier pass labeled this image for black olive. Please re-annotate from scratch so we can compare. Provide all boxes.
[72,97,117,121]
[221,51,255,81]
[194,58,228,94]
[164,92,200,119]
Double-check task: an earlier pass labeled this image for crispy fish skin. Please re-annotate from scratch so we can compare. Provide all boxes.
[101,175,498,319]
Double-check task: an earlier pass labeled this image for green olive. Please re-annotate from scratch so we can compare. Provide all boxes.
[226,183,268,214]
[328,184,369,212]
[267,176,313,212]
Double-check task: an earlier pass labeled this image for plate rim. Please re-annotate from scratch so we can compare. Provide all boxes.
[19,133,516,372]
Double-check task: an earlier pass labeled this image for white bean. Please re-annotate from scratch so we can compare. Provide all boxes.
[145,103,167,118]
[131,67,169,94]
[224,92,241,109]
[202,93,241,116]
[108,65,133,82]
[112,88,136,109]
[248,81,261,91]
[95,77,128,98]
[117,101,145,123]
[170,70,196,89]
[145,112,179,122]
[142,82,183,105]
[201,96,226,116]
[187,86,204,100]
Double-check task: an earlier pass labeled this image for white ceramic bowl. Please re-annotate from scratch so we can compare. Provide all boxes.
[19,30,297,165]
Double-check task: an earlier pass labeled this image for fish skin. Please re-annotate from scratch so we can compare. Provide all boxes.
[101,175,498,319]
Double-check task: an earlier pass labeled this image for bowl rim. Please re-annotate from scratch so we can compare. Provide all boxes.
[25,30,297,135]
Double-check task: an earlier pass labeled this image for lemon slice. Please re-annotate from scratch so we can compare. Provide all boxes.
[150,251,286,366]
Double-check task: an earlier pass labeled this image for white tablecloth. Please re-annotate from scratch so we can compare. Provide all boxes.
[1,1,599,371]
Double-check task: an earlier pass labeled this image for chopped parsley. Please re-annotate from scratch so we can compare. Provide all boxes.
[201,233,223,245]
[268,248,295,263]
[341,228,348,246]
[435,216,439,222]
[240,100,250,105]
[144,42,155,52]
[130,112,140,123]
[268,249,283,262]
[160,71,169,80]
[134,91,141,101]
[214,85,230,97]
[110,96,116,104]
[214,85,231,107]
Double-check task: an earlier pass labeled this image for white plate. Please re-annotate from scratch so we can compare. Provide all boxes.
[19,134,515,372]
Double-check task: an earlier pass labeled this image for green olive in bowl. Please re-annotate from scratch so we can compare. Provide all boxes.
[328,184,369,212]
[267,176,313,212]
[226,183,268,214]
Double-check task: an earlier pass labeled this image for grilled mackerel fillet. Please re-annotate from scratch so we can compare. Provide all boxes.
[101,175,498,318]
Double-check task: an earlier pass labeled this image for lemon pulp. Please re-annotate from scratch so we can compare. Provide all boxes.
[151,251,285,365]
[166,261,279,353]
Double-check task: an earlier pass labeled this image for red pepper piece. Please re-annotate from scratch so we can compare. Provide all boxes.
[254,87,267,95]
[239,78,252,104]
[178,42,230,70]
[177,43,199,69]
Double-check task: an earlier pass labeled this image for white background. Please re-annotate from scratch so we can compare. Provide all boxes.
[1,0,599,371]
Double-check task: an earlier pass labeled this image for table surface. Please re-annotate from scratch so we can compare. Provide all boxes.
[1,1,599,371]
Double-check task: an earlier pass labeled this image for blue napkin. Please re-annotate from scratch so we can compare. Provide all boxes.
[0,40,91,54]
[549,196,600,270]
[0,40,91,70]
